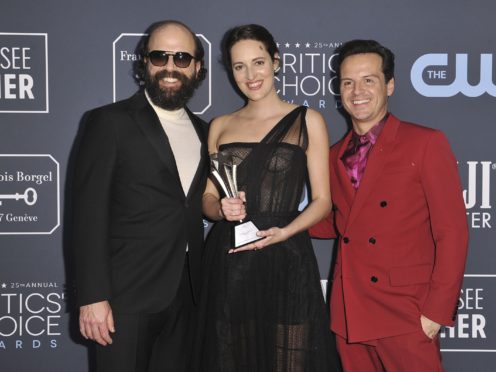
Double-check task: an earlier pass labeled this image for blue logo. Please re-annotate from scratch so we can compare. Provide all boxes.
[411,53,496,97]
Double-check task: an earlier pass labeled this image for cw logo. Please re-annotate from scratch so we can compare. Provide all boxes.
[411,53,496,97]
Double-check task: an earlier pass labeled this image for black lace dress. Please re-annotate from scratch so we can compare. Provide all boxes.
[192,106,340,371]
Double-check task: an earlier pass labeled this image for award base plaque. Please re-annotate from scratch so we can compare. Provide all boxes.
[233,220,263,248]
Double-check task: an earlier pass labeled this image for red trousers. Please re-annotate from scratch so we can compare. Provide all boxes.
[336,330,444,372]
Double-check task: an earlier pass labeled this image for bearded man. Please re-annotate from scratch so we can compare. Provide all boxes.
[72,20,208,372]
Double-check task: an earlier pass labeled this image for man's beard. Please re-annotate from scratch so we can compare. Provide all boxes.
[145,69,199,110]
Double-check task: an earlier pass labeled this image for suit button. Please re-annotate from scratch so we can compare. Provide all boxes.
[371,276,378,283]
[343,237,350,244]
[369,237,376,244]
[380,201,388,207]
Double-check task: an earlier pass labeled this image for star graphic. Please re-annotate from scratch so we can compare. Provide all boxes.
[284,42,290,48]
[305,42,311,48]
[295,42,300,48]
[1,283,6,289]
[276,42,280,48]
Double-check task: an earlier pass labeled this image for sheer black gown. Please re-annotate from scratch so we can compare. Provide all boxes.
[192,106,340,371]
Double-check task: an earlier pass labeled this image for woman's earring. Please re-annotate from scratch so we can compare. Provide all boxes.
[274,66,281,73]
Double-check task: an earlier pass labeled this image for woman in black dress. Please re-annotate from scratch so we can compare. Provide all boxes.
[193,24,340,371]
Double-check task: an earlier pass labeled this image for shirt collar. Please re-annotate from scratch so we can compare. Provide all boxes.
[351,113,389,146]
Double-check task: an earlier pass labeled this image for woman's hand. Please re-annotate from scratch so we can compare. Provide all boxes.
[228,226,290,253]
[221,191,247,221]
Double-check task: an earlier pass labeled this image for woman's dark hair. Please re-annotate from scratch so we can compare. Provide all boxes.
[336,39,395,83]
[221,24,279,69]
[134,20,207,84]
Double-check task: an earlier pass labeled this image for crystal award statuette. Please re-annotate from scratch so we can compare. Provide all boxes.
[210,152,262,248]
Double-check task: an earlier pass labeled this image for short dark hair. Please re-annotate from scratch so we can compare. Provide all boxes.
[221,24,279,69]
[134,20,207,83]
[336,39,395,83]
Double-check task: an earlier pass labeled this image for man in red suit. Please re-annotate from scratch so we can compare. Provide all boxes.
[310,40,468,371]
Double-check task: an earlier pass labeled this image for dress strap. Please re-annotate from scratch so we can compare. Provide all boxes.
[260,106,308,151]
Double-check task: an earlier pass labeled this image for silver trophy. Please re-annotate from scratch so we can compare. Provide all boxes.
[210,152,262,248]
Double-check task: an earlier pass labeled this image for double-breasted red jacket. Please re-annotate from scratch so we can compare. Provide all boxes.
[311,114,469,343]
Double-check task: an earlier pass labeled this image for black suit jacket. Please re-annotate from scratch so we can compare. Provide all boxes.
[72,91,208,313]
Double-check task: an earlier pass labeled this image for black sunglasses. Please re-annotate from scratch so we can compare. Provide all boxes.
[147,50,195,68]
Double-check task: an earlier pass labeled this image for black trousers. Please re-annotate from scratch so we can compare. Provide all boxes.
[94,258,195,372]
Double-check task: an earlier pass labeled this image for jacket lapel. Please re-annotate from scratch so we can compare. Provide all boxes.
[345,115,400,229]
[185,107,208,200]
[334,131,355,218]
[128,92,183,193]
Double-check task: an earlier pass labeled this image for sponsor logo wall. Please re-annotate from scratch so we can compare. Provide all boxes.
[0,281,64,350]
[411,54,496,98]
[275,40,341,108]
[0,33,49,113]
[1,0,494,370]
[0,155,60,235]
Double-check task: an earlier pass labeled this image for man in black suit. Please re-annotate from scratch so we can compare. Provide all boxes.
[72,20,208,372]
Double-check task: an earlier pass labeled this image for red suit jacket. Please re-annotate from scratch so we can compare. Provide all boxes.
[311,114,468,343]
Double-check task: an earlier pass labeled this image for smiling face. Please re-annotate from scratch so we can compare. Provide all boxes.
[230,39,279,102]
[339,53,395,134]
[144,24,201,110]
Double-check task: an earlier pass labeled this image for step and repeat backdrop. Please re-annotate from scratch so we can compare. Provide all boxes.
[0,0,494,370]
